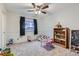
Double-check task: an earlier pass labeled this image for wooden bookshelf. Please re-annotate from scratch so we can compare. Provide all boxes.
[53,27,69,48]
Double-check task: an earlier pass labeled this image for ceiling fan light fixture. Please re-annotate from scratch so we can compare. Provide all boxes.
[38,11,41,14]
[35,11,38,14]
[35,10,41,15]
[28,3,49,15]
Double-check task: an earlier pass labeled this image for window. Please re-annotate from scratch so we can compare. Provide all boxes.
[25,19,34,32]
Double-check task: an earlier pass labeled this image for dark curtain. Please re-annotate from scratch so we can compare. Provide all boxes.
[34,19,38,35]
[20,16,25,36]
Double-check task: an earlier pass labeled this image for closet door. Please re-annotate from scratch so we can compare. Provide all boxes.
[1,11,6,49]
[0,14,2,49]
[0,11,6,49]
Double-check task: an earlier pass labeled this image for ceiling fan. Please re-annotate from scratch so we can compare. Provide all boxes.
[27,3,49,14]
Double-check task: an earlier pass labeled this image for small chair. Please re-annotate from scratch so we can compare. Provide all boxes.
[36,34,50,47]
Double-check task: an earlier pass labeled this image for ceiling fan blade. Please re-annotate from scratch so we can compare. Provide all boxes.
[32,3,36,8]
[41,11,46,14]
[42,5,49,9]
[37,6,41,9]
[27,9,34,12]
[40,3,46,8]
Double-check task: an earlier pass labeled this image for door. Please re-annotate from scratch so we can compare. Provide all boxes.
[0,10,6,49]
[1,11,6,49]
[0,13,2,49]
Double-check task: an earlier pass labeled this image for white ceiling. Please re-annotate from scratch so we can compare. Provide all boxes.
[4,3,53,15]
[4,3,79,16]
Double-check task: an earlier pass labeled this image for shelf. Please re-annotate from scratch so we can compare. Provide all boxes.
[55,38,66,41]
[54,39,65,45]
[53,27,69,48]
[55,35,65,37]
[54,42,66,48]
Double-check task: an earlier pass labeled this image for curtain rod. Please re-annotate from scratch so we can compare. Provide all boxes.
[20,16,38,19]
[25,17,37,20]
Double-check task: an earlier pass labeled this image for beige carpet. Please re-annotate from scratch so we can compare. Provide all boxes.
[8,41,79,56]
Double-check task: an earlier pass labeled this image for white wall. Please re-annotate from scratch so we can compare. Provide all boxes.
[42,4,79,39]
[39,14,56,39]
[6,12,44,44]
[52,4,79,29]
[6,13,20,43]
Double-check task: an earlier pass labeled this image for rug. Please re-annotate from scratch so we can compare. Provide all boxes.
[43,42,55,51]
